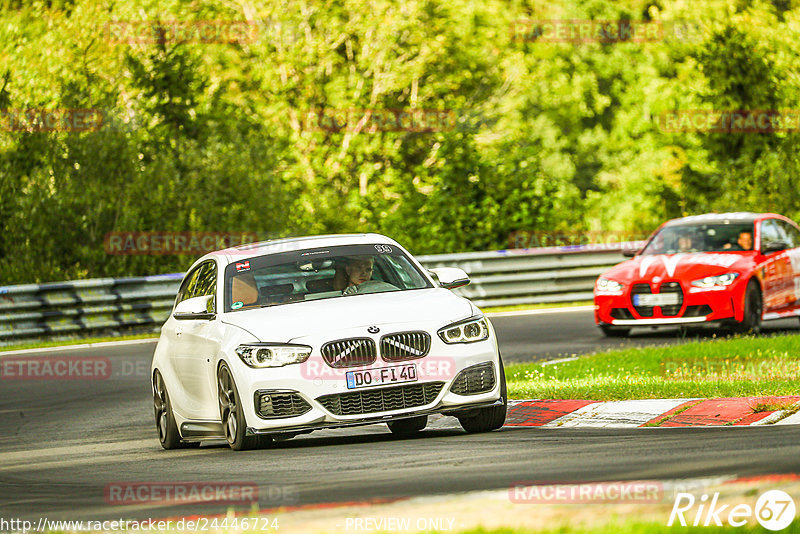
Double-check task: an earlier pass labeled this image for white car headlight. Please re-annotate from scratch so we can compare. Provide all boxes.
[596,278,623,292]
[235,344,312,368]
[690,273,739,289]
[438,317,489,344]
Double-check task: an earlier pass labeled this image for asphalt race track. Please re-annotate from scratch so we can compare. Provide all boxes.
[1,309,799,521]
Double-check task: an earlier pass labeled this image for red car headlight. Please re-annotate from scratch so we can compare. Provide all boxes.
[596,278,624,292]
[690,273,739,289]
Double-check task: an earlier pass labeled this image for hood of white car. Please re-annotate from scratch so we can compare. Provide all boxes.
[221,288,474,342]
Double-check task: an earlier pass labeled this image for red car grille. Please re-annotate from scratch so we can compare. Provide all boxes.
[630,281,684,317]
[658,281,683,316]
[631,283,654,317]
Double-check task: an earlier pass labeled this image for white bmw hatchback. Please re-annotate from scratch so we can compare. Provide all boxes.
[151,234,506,450]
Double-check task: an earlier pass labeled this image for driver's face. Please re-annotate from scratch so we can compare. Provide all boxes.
[738,232,753,250]
[678,236,692,251]
[346,260,374,285]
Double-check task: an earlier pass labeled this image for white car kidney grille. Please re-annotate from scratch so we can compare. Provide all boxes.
[320,338,377,368]
[380,331,431,361]
[449,362,495,396]
[316,382,445,416]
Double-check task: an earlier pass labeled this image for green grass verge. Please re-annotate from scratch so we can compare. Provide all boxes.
[506,333,800,401]
[0,332,157,352]
[481,301,593,313]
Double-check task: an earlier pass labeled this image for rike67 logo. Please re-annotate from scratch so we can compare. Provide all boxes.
[668,490,796,531]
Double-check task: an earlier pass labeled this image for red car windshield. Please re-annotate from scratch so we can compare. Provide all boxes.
[641,223,755,255]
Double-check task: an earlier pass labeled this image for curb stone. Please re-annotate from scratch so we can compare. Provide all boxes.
[504,397,800,428]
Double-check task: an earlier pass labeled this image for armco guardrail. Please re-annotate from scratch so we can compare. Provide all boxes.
[0,242,642,345]
[419,242,643,307]
[0,274,183,346]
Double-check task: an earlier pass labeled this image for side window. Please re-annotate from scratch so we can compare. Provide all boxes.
[194,262,217,297]
[192,261,217,312]
[760,219,782,251]
[778,220,800,249]
[176,268,200,305]
[175,261,217,312]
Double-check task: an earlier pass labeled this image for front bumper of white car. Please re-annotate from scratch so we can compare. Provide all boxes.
[243,360,501,435]
[247,390,504,436]
[236,324,502,435]
[173,321,503,440]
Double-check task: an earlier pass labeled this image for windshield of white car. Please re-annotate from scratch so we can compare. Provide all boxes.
[223,244,433,311]
[641,223,755,255]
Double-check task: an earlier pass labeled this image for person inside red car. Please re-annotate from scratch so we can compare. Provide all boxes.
[723,231,753,251]
[677,235,694,252]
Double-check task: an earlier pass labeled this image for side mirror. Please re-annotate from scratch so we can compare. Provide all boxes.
[763,240,789,254]
[174,295,215,320]
[428,267,470,290]
[622,249,639,258]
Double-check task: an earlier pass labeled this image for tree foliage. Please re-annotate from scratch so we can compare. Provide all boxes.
[1,0,799,283]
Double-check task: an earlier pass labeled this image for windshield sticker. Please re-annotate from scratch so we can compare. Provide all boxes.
[231,301,243,310]
[374,244,393,253]
[235,261,250,272]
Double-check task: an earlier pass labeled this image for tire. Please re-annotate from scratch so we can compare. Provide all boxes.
[153,371,181,450]
[457,356,507,434]
[217,364,271,451]
[387,415,428,435]
[734,281,762,333]
[600,325,630,337]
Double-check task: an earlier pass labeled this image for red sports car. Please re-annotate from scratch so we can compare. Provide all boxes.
[594,212,800,336]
